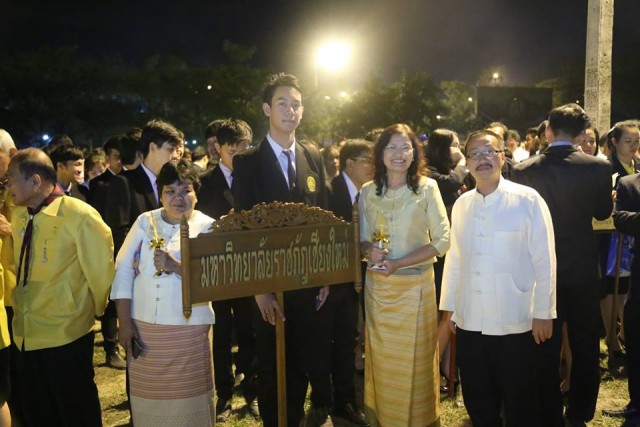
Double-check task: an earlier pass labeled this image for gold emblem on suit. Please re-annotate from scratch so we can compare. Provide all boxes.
[306,176,317,193]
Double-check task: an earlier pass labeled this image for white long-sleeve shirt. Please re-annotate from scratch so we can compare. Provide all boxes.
[440,178,557,335]
[111,209,215,325]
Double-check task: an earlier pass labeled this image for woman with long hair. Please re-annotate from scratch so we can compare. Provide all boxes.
[359,124,450,426]
[424,129,467,392]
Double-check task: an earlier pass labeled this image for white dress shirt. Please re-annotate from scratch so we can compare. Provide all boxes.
[140,162,159,204]
[111,209,215,325]
[341,171,359,204]
[219,161,233,188]
[440,178,557,335]
[267,133,296,188]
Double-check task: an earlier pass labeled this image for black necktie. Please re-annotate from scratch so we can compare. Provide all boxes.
[283,150,297,190]
[16,186,65,287]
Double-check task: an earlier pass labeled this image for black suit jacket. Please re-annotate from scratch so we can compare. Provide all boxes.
[196,165,234,220]
[327,173,355,222]
[613,174,640,253]
[88,169,116,218]
[232,138,327,211]
[104,166,159,254]
[512,145,612,284]
[66,182,89,202]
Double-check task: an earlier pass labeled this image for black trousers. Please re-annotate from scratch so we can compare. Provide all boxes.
[625,267,640,407]
[327,284,359,408]
[212,296,256,401]
[253,287,326,427]
[457,329,540,427]
[101,299,118,354]
[17,331,102,427]
[536,281,601,425]
[303,283,360,409]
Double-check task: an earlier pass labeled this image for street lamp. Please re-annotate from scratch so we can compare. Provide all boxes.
[492,72,502,86]
[314,40,352,88]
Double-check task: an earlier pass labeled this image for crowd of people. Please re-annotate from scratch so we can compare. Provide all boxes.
[0,71,639,427]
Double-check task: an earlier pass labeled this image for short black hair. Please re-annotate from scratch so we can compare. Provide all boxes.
[140,119,183,158]
[120,131,142,165]
[156,159,202,196]
[262,73,302,106]
[103,134,126,156]
[548,103,590,138]
[339,139,372,172]
[10,148,58,184]
[49,145,84,167]
[44,134,73,156]
[191,146,209,162]
[205,119,227,140]
[216,119,253,147]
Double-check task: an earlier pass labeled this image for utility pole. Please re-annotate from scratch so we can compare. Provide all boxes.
[584,0,614,136]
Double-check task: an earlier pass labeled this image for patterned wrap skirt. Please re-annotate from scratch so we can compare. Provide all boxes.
[364,268,440,427]
[129,320,215,427]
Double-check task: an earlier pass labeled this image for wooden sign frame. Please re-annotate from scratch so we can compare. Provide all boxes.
[181,201,361,427]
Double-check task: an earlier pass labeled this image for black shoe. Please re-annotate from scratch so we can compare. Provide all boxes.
[603,404,640,419]
[216,398,232,423]
[333,403,369,426]
[304,406,334,427]
[106,351,127,369]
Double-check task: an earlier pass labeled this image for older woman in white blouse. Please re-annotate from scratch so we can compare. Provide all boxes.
[111,160,215,427]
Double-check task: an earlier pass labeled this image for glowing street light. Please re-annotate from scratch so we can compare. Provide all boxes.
[314,40,352,88]
[316,41,351,72]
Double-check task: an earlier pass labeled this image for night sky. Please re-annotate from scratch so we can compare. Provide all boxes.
[2,0,639,87]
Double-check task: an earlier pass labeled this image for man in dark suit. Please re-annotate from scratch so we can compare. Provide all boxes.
[49,145,89,202]
[196,118,258,421]
[605,172,640,421]
[89,135,127,218]
[231,72,330,427]
[89,133,143,369]
[512,103,613,427]
[324,139,373,426]
[104,119,183,254]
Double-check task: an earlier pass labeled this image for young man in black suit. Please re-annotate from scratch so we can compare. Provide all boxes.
[86,134,131,369]
[49,145,89,202]
[231,73,330,427]
[325,139,373,426]
[512,104,613,427]
[196,118,257,421]
[104,119,183,254]
[605,172,640,421]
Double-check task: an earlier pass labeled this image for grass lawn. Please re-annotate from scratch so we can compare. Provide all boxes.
[95,323,631,426]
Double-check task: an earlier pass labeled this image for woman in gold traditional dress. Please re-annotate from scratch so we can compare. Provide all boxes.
[359,123,450,427]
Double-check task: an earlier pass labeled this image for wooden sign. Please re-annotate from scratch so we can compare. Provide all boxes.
[180,201,362,317]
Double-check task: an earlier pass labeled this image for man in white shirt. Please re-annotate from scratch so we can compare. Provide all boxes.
[440,129,556,427]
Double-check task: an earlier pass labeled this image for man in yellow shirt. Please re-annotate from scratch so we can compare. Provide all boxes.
[7,148,115,426]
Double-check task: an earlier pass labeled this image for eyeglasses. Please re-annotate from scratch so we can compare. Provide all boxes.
[384,145,414,155]
[466,149,503,160]
[351,156,373,165]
